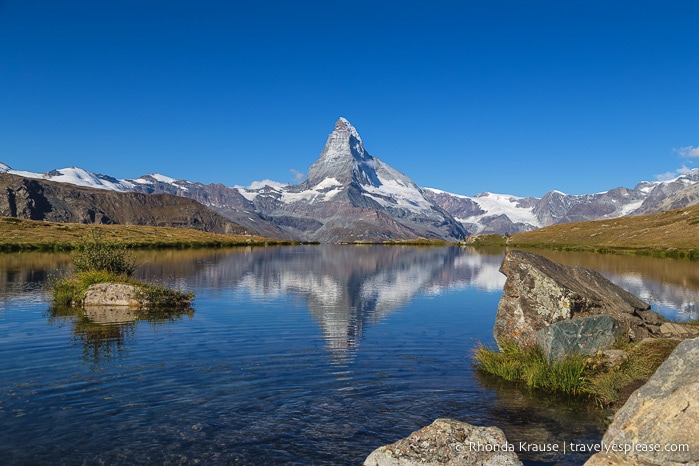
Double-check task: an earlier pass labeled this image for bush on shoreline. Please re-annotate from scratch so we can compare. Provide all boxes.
[50,229,194,309]
[72,229,136,276]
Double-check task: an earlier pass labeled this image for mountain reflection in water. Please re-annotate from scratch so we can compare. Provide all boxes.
[134,245,506,360]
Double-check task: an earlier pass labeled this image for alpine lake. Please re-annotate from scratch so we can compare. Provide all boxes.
[1,245,697,465]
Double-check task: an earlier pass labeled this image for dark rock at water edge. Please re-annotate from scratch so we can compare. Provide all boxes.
[536,315,622,361]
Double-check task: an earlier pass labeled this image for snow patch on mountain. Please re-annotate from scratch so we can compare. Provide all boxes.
[363,176,436,217]
[130,173,191,192]
[245,179,288,190]
[282,177,344,204]
[469,192,540,226]
[618,200,645,216]
[425,188,541,232]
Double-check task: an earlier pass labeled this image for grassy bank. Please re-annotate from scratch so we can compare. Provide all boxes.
[0,217,297,251]
[504,204,699,259]
[473,338,681,406]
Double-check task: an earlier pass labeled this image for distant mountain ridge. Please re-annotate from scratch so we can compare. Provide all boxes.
[2,119,698,240]
[424,168,699,235]
[0,172,247,235]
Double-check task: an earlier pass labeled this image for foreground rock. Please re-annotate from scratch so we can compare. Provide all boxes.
[364,418,522,466]
[494,251,698,354]
[585,337,699,465]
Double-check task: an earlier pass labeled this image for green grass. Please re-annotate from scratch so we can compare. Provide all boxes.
[135,282,195,310]
[473,337,681,406]
[51,270,122,307]
[463,234,508,247]
[0,216,298,251]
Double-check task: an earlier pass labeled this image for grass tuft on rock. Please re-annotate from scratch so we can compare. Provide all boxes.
[473,337,681,406]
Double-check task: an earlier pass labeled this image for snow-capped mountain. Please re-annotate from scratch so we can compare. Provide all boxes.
[0,164,135,191]
[425,170,699,234]
[423,189,541,234]
[235,118,466,241]
[2,118,699,240]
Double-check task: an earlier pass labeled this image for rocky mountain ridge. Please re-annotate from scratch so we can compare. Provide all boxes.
[2,119,698,240]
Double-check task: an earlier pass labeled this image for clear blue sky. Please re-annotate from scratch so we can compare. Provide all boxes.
[1,1,698,197]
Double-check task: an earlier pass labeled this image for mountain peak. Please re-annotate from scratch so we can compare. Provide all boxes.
[306,117,373,186]
[334,117,362,143]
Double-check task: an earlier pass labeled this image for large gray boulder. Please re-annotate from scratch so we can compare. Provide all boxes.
[364,418,522,466]
[584,337,699,465]
[494,250,672,348]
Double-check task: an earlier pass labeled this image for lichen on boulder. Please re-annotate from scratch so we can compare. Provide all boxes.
[535,315,622,360]
[83,282,144,308]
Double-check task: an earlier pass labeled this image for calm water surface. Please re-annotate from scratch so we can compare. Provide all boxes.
[1,246,697,465]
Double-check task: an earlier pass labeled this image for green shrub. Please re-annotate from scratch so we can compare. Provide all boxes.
[73,229,136,276]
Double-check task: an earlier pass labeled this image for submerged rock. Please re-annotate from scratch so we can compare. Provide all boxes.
[363,418,522,466]
[494,250,670,349]
[584,337,699,465]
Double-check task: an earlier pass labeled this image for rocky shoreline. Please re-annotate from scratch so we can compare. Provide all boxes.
[364,251,699,465]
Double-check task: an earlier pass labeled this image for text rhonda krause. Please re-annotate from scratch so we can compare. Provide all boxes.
[467,441,690,455]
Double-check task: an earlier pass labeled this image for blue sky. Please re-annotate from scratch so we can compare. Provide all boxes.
[1,1,698,197]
